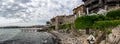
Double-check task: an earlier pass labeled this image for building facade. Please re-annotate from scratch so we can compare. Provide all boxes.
[64,15,75,24]
[73,4,85,16]
[50,15,66,30]
[50,15,75,30]
[82,0,120,14]
[50,15,65,26]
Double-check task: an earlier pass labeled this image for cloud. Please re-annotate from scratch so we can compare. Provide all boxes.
[0,17,22,26]
[4,21,44,26]
[0,0,83,26]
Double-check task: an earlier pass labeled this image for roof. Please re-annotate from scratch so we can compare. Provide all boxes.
[73,4,84,11]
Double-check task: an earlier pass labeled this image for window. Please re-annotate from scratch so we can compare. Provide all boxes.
[59,22,62,24]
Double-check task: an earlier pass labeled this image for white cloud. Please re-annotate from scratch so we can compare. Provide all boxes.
[0,17,22,25]
[5,21,44,26]
[0,0,83,26]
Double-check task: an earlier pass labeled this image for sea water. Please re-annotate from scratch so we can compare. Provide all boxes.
[0,28,55,44]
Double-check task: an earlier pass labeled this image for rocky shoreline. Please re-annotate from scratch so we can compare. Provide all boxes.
[49,30,83,44]
[49,26,120,44]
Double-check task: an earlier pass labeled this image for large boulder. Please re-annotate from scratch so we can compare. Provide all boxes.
[108,25,120,44]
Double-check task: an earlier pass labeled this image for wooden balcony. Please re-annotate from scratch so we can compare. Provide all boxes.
[84,0,92,6]
[89,4,100,11]
[85,0,98,7]
[106,0,120,5]
[106,0,117,3]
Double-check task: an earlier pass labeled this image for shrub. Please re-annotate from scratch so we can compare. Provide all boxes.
[74,15,106,29]
[60,24,71,29]
[50,25,55,29]
[93,20,120,30]
[95,15,107,21]
[106,29,112,34]
[75,15,94,29]
[106,9,120,20]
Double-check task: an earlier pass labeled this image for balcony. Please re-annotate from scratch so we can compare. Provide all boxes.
[106,0,117,3]
[89,4,100,11]
[85,0,98,7]
[106,0,120,5]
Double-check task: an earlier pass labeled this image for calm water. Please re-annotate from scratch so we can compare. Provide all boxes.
[0,29,55,44]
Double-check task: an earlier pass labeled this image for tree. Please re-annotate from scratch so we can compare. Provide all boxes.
[74,15,106,34]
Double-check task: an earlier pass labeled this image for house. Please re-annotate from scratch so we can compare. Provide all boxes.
[49,15,75,30]
[73,4,85,16]
[82,0,120,14]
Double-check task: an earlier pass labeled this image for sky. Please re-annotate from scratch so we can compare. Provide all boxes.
[0,0,83,26]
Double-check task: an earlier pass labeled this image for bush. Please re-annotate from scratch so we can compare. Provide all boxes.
[60,24,71,29]
[74,9,120,31]
[93,20,120,30]
[74,15,106,29]
[106,29,112,34]
[106,9,120,20]
[95,15,107,21]
[50,25,55,29]
[75,15,94,29]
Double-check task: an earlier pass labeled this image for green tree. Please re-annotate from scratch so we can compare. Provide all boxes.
[74,15,106,34]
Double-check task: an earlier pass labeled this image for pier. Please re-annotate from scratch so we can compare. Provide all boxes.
[20,27,49,32]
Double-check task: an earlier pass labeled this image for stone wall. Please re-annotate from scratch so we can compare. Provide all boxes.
[64,15,75,24]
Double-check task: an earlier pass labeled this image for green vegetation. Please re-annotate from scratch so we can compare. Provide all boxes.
[50,25,55,29]
[74,15,107,34]
[92,20,120,44]
[60,24,71,29]
[74,9,120,44]
[75,9,120,30]
[93,20,120,30]
[75,15,93,29]
[93,20,120,36]
[106,9,120,20]
[74,15,106,29]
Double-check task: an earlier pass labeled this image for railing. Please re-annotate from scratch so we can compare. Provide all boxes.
[20,28,48,32]
[21,29,37,32]
[89,4,99,11]
[85,0,96,6]
[106,0,117,2]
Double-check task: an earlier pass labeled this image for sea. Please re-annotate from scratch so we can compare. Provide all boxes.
[0,28,55,44]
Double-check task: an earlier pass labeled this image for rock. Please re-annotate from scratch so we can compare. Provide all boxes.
[107,25,120,44]
[50,30,82,44]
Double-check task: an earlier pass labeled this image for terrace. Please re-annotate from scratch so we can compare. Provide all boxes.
[84,0,98,7]
[106,0,117,3]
